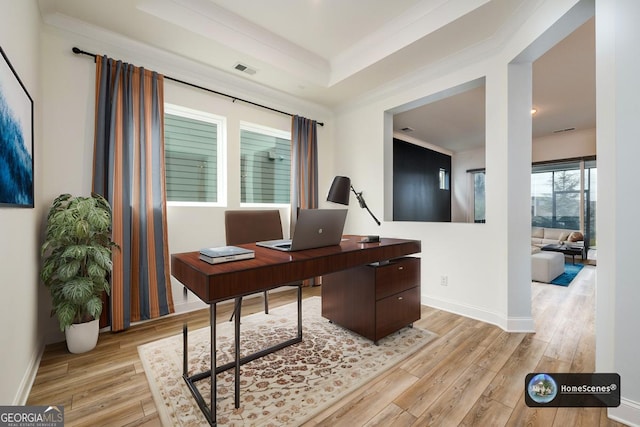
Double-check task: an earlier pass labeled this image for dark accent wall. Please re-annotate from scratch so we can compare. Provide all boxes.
[393,138,451,222]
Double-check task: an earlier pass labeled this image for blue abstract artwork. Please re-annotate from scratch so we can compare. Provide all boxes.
[0,46,33,208]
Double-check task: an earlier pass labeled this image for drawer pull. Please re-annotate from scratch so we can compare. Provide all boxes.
[398,296,403,300]
[398,266,404,270]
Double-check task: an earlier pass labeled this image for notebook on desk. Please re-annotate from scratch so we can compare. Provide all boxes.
[256,208,348,251]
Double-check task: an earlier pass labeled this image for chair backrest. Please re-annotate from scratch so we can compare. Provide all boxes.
[225,210,284,245]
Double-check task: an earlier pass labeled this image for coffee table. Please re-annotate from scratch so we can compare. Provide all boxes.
[541,243,584,264]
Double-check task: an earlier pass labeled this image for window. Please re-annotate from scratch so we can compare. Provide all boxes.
[531,159,597,248]
[531,162,581,230]
[439,168,450,190]
[164,104,225,204]
[240,123,291,204]
[584,160,597,248]
[472,171,485,223]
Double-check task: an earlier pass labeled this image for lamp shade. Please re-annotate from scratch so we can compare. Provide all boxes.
[327,176,351,205]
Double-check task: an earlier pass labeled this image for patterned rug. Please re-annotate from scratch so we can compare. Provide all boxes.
[138,296,435,426]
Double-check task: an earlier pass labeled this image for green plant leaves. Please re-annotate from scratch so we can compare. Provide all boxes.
[56,302,76,332]
[61,245,88,260]
[75,219,90,239]
[61,277,94,303]
[86,296,103,320]
[57,260,81,281]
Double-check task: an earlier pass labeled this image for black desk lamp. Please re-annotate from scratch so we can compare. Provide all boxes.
[327,176,380,242]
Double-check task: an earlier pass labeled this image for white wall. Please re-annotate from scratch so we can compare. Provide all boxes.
[533,127,596,161]
[335,52,530,330]
[596,0,640,423]
[0,0,43,405]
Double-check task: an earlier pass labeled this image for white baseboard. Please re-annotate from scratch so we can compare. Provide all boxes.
[13,341,45,405]
[608,397,640,427]
[421,295,535,332]
[506,316,536,332]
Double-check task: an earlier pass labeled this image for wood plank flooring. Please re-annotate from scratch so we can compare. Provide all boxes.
[28,265,627,426]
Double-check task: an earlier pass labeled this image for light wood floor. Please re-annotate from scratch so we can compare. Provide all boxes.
[28,265,627,426]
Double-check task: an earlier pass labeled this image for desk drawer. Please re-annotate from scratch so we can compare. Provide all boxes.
[375,286,420,340]
[375,257,420,300]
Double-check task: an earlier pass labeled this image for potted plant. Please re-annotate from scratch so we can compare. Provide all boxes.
[40,193,116,353]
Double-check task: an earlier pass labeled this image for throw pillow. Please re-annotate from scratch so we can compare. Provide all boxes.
[568,231,584,242]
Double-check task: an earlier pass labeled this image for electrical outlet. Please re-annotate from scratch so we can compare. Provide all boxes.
[440,275,448,286]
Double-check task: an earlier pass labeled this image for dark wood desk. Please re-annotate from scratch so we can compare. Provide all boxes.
[171,235,421,425]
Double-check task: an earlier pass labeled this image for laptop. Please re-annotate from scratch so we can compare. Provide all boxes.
[256,208,348,251]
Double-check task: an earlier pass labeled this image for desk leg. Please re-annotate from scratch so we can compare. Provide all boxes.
[183,321,188,376]
[183,287,188,376]
[183,292,302,426]
[234,298,241,409]
[297,285,302,338]
[210,303,217,424]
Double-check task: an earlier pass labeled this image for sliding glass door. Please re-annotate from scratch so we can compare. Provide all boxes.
[531,159,596,249]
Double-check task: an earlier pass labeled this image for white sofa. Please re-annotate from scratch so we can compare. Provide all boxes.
[531,227,584,254]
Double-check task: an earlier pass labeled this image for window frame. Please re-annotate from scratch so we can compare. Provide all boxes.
[239,121,291,208]
[164,103,227,207]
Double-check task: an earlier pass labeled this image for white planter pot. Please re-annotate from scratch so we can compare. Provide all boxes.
[65,319,99,354]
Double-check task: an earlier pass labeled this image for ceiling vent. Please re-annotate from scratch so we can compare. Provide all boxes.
[401,127,414,132]
[553,127,576,134]
[233,62,257,75]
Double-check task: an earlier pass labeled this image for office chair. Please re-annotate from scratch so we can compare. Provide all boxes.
[224,210,301,321]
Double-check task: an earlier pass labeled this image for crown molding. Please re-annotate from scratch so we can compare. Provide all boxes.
[138,0,330,87]
[330,0,491,86]
[41,12,332,121]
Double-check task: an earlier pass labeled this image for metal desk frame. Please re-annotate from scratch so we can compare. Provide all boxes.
[181,287,302,426]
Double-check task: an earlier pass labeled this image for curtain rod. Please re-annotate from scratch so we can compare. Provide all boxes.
[72,47,324,126]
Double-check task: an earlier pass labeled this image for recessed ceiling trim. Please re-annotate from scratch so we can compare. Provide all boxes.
[137,0,330,86]
[330,0,491,85]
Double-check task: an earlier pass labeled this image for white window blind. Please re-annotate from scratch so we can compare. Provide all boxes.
[240,124,291,204]
[164,105,225,203]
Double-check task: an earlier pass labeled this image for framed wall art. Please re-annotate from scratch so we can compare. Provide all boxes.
[0,45,34,208]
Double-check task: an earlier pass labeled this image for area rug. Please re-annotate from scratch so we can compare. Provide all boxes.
[138,297,435,426]
[550,262,584,286]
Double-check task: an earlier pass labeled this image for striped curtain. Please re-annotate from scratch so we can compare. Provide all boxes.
[93,56,174,331]
[290,116,318,286]
[290,115,318,227]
